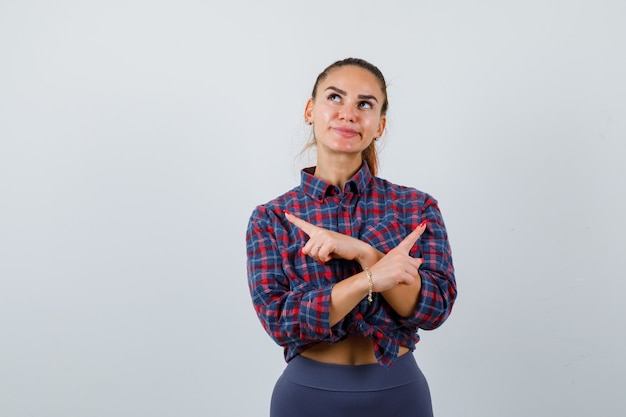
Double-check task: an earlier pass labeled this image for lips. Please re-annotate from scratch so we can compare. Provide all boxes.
[332,126,359,138]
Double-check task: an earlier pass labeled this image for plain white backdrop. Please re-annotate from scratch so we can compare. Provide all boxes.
[1,1,625,416]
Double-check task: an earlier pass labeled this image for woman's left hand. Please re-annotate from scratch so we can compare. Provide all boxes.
[284,211,380,266]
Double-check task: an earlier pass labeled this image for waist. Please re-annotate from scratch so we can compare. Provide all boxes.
[299,334,410,365]
[283,352,421,391]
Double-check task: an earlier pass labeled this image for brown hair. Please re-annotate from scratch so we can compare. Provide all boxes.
[306,57,388,176]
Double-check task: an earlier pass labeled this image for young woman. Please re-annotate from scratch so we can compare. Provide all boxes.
[246,58,457,417]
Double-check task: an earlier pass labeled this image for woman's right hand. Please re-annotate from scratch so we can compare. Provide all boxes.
[368,223,426,292]
[284,211,381,267]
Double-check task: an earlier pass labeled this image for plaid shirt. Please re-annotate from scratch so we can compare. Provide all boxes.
[246,163,456,367]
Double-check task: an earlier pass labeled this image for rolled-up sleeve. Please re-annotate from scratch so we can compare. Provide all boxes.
[401,197,457,329]
[246,206,338,348]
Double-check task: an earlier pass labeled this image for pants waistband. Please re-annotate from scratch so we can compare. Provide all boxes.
[282,353,423,391]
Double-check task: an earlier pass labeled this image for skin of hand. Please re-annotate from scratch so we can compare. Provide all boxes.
[285,210,426,320]
[284,211,380,267]
[367,225,425,293]
[372,226,425,317]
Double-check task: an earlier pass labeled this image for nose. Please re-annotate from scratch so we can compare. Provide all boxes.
[338,105,356,123]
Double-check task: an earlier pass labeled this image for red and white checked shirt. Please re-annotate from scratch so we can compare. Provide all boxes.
[246,163,456,367]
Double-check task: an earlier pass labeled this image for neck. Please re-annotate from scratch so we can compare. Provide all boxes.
[314,153,363,187]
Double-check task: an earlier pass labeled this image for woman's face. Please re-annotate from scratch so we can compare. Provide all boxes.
[305,65,386,159]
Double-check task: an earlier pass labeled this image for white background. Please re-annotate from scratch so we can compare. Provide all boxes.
[1,1,625,416]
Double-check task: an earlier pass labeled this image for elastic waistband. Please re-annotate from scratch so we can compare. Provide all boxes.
[282,353,423,392]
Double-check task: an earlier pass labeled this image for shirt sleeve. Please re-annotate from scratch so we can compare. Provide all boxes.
[400,196,457,329]
[246,206,339,348]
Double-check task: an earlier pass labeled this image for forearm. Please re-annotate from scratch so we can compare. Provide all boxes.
[358,246,422,318]
[329,271,370,326]
[327,242,383,326]
[332,247,423,322]
[380,276,421,318]
[355,243,384,270]
[322,240,383,326]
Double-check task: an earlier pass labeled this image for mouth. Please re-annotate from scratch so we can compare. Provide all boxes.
[332,127,360,138]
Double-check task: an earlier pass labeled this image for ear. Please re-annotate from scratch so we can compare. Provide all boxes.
[304,98,314,122]
[376,115,387,137]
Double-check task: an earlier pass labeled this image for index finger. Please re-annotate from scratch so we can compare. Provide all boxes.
[284,211,317,236]
[396,221,427,253]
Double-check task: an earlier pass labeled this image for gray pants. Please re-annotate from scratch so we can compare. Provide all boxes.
[270,353,434,417]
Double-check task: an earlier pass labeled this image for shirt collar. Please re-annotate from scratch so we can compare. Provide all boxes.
[300,163,373,201]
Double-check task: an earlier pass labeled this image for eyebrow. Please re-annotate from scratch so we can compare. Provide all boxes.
[325,86,379,102]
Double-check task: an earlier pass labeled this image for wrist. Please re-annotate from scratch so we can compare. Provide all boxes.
[356,242,383,268]
[363,267,374,303]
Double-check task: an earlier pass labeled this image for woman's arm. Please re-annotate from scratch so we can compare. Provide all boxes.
[284,211,377,326]
[327,272,370,326]
[390,200,457,329]
[285,207,455,326]
[285,212,426,323]
[247,207,340,348]
[284,211,381,267]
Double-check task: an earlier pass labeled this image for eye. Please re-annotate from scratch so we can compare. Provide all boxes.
[327,93,341,102]
[359,101,374,109]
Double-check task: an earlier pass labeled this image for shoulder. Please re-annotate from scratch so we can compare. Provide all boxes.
[248,186,301,226]
[370,175,438,208]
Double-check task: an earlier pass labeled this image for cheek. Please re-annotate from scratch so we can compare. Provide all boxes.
[320,107,335,120]
[362,117,379,131]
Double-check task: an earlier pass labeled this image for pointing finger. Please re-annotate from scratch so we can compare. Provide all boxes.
[396,221,427,253]
[284,210,317,236]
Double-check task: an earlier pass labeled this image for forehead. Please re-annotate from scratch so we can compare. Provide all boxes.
[318,65,384,98]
